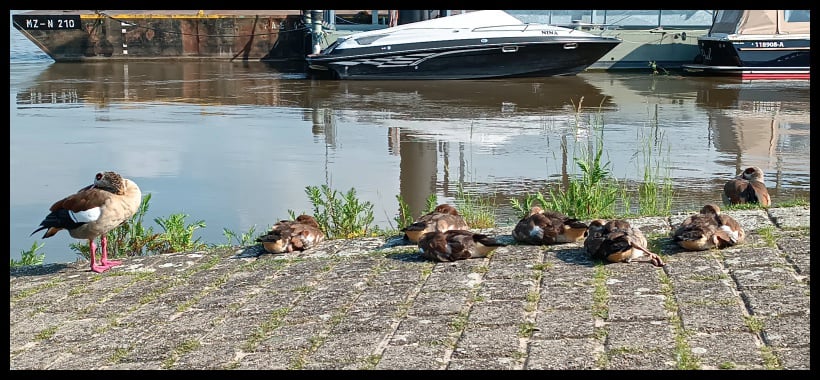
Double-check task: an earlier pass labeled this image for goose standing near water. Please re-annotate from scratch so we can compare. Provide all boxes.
[31,171,142,273]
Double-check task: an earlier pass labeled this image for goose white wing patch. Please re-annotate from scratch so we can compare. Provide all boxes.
[71,207,101,223]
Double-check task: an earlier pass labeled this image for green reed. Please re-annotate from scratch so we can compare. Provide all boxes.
[10,241,46,268]
[304,184,375,239]
[454,184,496,229]
[635,105,674,216]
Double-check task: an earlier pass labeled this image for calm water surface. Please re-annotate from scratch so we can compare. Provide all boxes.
[10,14,810,264]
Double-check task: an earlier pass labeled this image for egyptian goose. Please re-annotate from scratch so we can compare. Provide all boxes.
[256,214,325,254]
[672,204,745,251]
[512,206,589,245]
[31,171,142,273]
[584,219,665,267]
[723,166,771,207]
[417,230,505,262]
[401,204,469,244]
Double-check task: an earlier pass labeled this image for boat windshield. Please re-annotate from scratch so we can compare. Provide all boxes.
[506,10,714,29]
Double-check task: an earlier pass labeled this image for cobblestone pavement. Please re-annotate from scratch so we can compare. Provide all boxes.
[10,206,810,370]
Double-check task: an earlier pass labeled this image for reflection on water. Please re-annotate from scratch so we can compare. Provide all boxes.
[10,61,810,264]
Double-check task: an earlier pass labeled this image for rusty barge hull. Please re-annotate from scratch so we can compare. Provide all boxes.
[12,10,311,62]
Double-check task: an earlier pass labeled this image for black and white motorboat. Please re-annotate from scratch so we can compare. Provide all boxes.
[305,10,621,80]
[682,10,810,80]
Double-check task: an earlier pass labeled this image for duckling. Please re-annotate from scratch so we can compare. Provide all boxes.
[417,230,505,262]
[585,219,665,267]
[512,206,589,245]
[672,204,745,251]
[256,214,325,254]
[401,204,469,244]
[723,166,771,207]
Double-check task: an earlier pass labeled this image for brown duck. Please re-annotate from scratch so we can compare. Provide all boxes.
[723,166,771,207]
[584,219,665,267]
[256,214,325,254]
[512,206,589,245]
[31,171,142,273]
[673,204,745,251]
[402,203,469,244]
[418,230,505,262]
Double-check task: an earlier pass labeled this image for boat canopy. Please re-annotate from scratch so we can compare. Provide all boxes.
[709,10,810,35]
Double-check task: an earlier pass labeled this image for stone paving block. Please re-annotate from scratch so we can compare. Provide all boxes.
[451,324,522,359]
[722,247,789,269]
[604,349,678,370]
[389,316,455,346]
[483,260,541,281]
[235,351,295,370]
[786,255,810,279]
[607,294,668,322]
[447,356,522,370]
[687,331,765,369]
[525,338,601,369]
[408,290,470,316]
[423,268,486,292]
[740,285,810,317]
[490,246,543,263]
[605,320,674,350]
[308,330,385,363]
[548,246,590,266]
[668,280,739,306]
[767,206,810,229]
[677,302,749,333]
[376,344,447,370]
[722,209,774,231]
[468,299,528,326]
[773,346,811,370]
[477,277,537,301]
[256,321,325,353]
[540,263,596,287]
[759,314,811,348]
[532,308,597,340]
[604,264,664,295]
[776,234,810,255]
[731,267,801,290]
[629,216,673,236]
[538,283,594,310]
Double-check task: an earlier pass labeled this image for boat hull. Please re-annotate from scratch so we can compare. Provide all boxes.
[11,10,310,62]
[307,39,620,80]
[682,37,810,79]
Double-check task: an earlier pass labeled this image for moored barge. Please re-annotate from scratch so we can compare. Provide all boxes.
[11,10,311,62]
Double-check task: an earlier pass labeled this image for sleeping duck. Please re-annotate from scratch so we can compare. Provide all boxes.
[256,214,325,254]
[512,206,589,245]
[402,203,469,244]
[584,219,665,267]
[418,229,505,262]
[672,204,745,251]
[723,166,771,207]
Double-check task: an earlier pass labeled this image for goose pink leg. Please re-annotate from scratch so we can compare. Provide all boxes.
[99,235,122,268]
[88,239,112,273]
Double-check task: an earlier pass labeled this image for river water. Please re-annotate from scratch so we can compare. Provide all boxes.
[10,11,810,264]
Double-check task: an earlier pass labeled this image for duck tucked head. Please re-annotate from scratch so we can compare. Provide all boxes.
[740,166,765,182]
[433,204,460,216]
